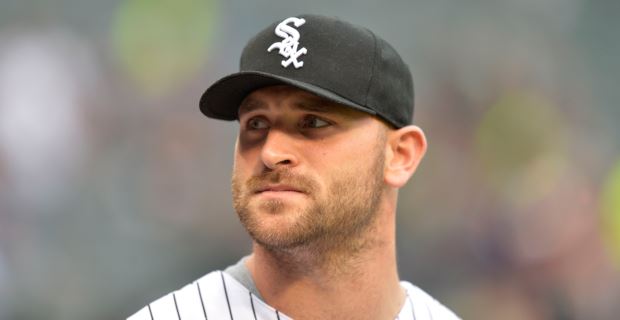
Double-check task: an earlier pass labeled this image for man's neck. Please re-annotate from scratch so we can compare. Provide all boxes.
[246,210,405,320]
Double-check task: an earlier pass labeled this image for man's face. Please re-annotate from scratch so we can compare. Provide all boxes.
[232,85,388,251]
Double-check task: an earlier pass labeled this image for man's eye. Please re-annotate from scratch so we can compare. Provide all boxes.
[300,116,330,129]
[247,117,269,130]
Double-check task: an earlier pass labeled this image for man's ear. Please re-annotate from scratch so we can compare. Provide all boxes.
[384,125,427,188]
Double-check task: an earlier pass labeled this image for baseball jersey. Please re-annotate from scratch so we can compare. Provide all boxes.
[127,267,460,319]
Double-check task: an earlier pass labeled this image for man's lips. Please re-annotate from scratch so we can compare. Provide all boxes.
[254,184,305,194]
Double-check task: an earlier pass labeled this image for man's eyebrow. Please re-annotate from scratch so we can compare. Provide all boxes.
[293,101,330,113]
[293,97,341,113]
[238,98,266,114]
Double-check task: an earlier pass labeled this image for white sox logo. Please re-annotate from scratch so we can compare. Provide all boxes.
[267,17,307,69]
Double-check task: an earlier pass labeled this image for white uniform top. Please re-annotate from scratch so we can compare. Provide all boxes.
[128,270,460,320]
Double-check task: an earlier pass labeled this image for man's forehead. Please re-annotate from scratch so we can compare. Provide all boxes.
[238,85,349,115]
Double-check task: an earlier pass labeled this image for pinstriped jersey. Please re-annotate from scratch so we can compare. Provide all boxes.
[127,270,460,320]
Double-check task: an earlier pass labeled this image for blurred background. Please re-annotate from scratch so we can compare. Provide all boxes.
[0,0,619,319]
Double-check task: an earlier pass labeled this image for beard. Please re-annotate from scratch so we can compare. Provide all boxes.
[231,145,386,254]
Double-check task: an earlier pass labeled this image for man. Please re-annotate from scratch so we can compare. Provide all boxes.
[129,14,460,320]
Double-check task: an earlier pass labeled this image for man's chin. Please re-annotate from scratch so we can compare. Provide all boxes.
[256,200,287,215]
[250,229,320,252]
[240,211,317,249]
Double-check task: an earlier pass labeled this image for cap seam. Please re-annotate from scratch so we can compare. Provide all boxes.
[363,28,378,107]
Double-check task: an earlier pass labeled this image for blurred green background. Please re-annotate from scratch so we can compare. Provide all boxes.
[1,0,619,319]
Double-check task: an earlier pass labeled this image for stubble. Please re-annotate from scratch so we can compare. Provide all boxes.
[231,131,388,271]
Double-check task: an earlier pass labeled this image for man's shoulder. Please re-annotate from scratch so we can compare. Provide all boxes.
[399,281,461,320]
[127,270,221,320]
[127,270,286,320]
[127,272,461,320]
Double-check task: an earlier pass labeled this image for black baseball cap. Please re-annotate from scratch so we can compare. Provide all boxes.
[199,14,414,128]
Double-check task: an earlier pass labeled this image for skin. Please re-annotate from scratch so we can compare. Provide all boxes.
[231,85,427,320]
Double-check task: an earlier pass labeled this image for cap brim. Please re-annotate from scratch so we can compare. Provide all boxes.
[199,71,377,120]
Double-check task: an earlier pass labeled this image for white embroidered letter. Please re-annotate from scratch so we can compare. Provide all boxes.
[267,17,307,69]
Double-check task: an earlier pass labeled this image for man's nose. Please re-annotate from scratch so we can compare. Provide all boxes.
[260,129,299,170]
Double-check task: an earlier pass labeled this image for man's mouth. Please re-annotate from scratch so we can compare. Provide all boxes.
[255,184,305,194]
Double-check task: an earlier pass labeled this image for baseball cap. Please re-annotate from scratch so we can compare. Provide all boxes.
[199,14,414,128]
